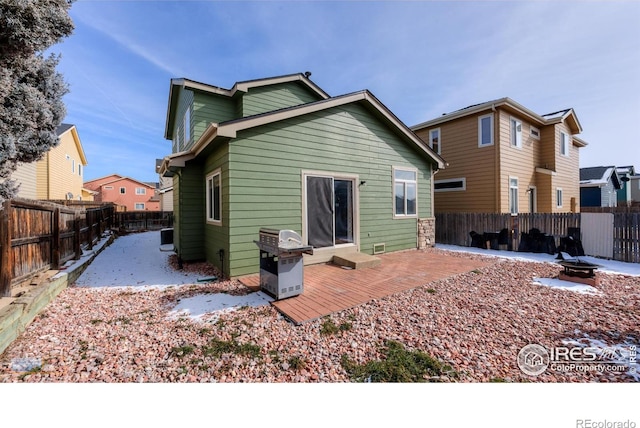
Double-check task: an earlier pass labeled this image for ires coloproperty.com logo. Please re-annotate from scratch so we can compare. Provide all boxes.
[517,343,637,377]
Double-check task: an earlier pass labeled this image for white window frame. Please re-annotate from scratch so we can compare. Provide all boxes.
[478,113,494,147]
[509,177,519,214]
[184,107,191,147]
[78,164,82,177]
[434,177,466,192]
[134,203,145,210]
[556,188,563,208]
[71,159,75,173]
[530,126,540,140]
[104,186,113,190]
[560,132,570,157]
[120,187,126,194]
[206,169,222,225]
[429,128,441,155]
[510,117,522,148]
[135,187,146,195]
[393,167,418,219]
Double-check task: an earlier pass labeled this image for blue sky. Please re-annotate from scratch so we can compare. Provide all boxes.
[50,0,640,183]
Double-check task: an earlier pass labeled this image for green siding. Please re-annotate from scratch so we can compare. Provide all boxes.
[172,89,193,153]
[241,82,322,117]
[175,162,205,261]
[189,92,235,151]
[202,142,230,274]
[171,82,322,154]
[223,103,434,277]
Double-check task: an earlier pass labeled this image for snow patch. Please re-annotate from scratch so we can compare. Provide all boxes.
[167,291,273,323]
[533,277,602,295]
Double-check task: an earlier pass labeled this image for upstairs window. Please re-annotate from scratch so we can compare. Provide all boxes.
[510,118,522,148]
[184,107,191,147]
[393,167,417,217]
[478,114,493,147]
[429,128,441,155]
[135,187,146,195]
[120,187,126,194]
[434,178,466,192]
[560,132,570,156]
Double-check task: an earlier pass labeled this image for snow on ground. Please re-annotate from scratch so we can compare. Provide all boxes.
[167,291,273,323]
[532,277,601,295]
[436,244,640,276]
[73,231,207,287]
[72,232,639,326]
[73,231,274,321]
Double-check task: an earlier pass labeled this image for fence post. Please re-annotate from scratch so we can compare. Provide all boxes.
[0,200,12,297]
[74,211,81,260]
[52,207,60,269]
[87,209,94,250]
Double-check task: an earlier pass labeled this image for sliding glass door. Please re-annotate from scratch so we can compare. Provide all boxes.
[306,175,354,248]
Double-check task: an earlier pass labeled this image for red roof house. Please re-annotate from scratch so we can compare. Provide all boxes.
[84,174,160,211]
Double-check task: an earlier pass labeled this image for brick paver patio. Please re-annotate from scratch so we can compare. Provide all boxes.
[239,249,496,324]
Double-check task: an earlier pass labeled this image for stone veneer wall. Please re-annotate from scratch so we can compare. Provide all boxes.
[418,217,436,250]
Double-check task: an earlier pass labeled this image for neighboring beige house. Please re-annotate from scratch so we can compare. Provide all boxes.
[13,123,92,201]
[412,98,586,214]
[155,159,173,211]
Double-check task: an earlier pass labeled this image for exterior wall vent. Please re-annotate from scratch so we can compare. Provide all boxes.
[373,243,385,254]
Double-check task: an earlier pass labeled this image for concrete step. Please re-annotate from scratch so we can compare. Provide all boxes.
[332,252,381,270]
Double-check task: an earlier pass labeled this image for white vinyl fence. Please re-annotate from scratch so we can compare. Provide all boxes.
[580,213,614,259]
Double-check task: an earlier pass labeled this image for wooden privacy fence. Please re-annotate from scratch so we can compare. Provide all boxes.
[435,212,580,251]
[0,199,115,297]
[436,211,639,263]
[116,211,173,231]
[612,212,640,263]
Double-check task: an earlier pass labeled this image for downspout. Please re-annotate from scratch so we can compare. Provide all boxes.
[175,169,183,269]
[492,104,500,213]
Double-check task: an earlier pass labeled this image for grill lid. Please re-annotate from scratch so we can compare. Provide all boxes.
[256,228,313,254]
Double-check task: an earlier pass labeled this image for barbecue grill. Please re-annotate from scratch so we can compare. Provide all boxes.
[254,228,313,300]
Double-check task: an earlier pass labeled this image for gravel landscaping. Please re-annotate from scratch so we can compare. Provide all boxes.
[0,235,638,383]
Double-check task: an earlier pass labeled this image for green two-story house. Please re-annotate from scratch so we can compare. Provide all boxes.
[159,73,445,277]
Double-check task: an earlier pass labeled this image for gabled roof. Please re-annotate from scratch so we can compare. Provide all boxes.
[56,123,88,165]
[411,97,584,137]
[579,166,622,189]
[84,174,156,189]
[160,89,446,175]
[164,72,330,140]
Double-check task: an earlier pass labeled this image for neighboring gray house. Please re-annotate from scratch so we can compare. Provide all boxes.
[629,175,640,204]
[615,165,636,206]
[158,72,445,277]
[580,166,622,207]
